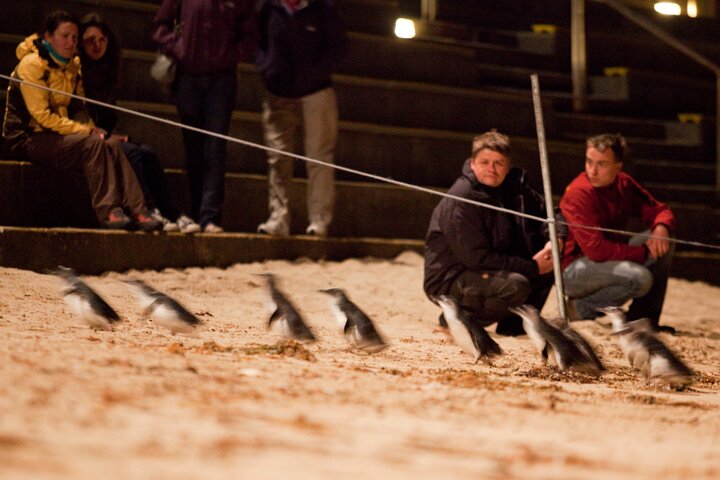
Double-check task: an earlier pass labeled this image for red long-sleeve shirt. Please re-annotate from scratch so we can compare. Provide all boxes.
[559,172,675,270]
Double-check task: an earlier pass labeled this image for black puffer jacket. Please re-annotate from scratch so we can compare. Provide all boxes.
[424,159,563,296]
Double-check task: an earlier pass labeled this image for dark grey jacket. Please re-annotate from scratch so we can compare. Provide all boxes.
[424,160,564,296]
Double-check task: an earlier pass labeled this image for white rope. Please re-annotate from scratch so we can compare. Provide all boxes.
[2,72,719,252]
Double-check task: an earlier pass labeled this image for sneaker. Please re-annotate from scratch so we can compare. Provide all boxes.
[306,223,328,237]
[132,208,163,232]
[103,207,132,230]
[203,222,224,233]
[176,214,201,234]
[150,209,178,232]
[257,220,289,237]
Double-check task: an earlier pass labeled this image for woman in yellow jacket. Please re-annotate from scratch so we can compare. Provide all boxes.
[2,11,161,231]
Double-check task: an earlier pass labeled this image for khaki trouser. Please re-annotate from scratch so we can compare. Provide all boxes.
[18,132,146,222]
[261,87,338,230]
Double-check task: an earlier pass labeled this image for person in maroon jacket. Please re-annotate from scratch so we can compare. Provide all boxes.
[560,133,676,333]
[152,0,257,233]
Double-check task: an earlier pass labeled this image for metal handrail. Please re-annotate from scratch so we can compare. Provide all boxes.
[584,0,720,201]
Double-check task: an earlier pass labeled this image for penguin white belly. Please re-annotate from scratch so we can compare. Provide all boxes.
[270,316,292,338]
[328,301,348,328]
[445,315,478,360]
[152,304,194,334]
[65,294,112,330]
[522,318,547,354]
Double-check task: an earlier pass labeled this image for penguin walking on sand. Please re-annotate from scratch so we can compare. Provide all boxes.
[319,288,387,353]
[509,305,601,374]
[51,266,121,331]
[124,279,202,335]
[257,273,316,343]
[546,314,605,373]
[434,295,503,362]
[599,306,692,387]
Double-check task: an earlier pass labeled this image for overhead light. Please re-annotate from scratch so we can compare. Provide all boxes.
[394,18,416,39]
[654,2,682,15]
[687,0,698,17]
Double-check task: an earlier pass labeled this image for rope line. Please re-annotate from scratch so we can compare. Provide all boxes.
[2,72,719,252]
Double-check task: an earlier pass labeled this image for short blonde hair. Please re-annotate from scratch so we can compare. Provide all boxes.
[472,130,510,158]
[586,133,627,162]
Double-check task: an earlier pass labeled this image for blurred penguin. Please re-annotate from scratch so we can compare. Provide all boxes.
[435,295,503,362]
[599,306,692,388]
[510,305,600,374]
[256,273,316,343]
[546,314,604,374]
[319,288,387,353]
[51,266,121,331]
[124,279,201,335]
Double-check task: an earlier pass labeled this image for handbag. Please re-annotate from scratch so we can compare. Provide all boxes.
[150,0,184,85]
[150,53,177,84]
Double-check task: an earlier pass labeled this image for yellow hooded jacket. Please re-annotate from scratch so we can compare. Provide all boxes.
[3,34,92,145]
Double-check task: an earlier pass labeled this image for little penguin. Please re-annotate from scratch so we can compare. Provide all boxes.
[124,279,201,335]
[509,304,599,373]
[434,295,503,362]
[256,273,316,343]
[51,266,121,331]
[546,315,605,374]
[319,288,387,353]
[599,306,693,387]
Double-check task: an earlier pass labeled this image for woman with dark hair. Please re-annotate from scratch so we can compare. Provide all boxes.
[2,11,161,231]
[78,13,200,233]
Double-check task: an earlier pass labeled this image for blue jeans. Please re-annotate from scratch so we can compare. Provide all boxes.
[563,233,674,324]
[175,70,237,228]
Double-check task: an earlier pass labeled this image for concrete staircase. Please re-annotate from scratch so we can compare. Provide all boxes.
[0,0,718,282]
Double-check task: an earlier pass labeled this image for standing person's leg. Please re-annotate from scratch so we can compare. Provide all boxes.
[448,270,532,328]
[197,71,236,230]
[175,74,206,222]
[258,93,301,236]
[302,87,337,236]
[563,257,653,320]
[23,132,125,226]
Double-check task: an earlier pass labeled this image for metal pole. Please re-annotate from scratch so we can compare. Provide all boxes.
[717,75,720,202]
[531,74,568,321]
[421,0,437,22]
[571,0,587,112]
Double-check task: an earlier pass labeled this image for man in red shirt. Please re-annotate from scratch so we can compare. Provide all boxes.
[560,133,676,333]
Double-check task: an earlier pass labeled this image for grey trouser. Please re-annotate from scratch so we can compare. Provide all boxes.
[261,87,338,229]
[18,132,146,222]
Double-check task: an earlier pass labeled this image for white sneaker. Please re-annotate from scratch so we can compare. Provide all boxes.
[203,222,224,233]
[151,209,178,232]
[257,220,289,237]
[306,223,327,237]
[176,214,201,234]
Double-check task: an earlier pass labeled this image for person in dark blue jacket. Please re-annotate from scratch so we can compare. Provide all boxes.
[255,0,347,237]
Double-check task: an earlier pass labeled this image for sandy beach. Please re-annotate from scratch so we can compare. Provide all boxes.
[1,251,719,479]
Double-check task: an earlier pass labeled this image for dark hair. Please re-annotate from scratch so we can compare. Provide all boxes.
[78,13,121,90]
[43,10,79,35]
[586,133,628,162]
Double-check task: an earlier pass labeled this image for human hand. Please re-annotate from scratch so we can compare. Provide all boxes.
[110,134,129,142]
[646,224,670,259]
[91,127,107,140]
[533,245,554,274]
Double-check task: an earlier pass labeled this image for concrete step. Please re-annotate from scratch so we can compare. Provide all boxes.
[0,226,424,275]
[1,160,716,247]
[1,225,717,284]
[630,159,715,186]
[643,182,716,206]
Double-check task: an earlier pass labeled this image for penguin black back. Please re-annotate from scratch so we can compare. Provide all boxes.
[258,273,316,343]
